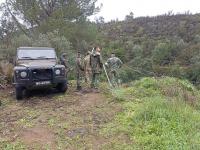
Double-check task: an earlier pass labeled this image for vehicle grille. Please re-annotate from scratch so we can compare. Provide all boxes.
[31,69,53,81]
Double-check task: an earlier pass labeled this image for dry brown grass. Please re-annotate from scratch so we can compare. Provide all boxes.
[161,82,198,106]
[0,61,13,84]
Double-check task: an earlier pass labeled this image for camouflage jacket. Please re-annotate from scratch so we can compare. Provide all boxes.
[90,52,103,74]
[84,54,91,71]
[106,57,123,71]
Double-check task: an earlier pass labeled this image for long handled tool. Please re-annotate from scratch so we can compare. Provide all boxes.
[103,64,112,87]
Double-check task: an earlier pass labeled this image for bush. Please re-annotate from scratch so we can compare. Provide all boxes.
[153,65,186,78]
[152,42,177,65]
[187,54,200,85]
[47,31,72,55]
[118,65,141,83]
[11,34,32,48]
[32,34,51,47]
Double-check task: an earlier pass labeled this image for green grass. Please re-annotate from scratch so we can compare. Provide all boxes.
[101,77,200,150]
[0,140,27,150]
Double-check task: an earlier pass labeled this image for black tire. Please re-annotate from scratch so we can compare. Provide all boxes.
[16,86,24,100]
[25,89,31,98]
[57,82,68,93]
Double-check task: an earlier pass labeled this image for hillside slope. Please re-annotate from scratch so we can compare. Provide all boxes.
[100,14,200,42]
[98,14,200,84]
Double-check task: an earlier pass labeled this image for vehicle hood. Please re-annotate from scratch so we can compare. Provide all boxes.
[17,60,57,69]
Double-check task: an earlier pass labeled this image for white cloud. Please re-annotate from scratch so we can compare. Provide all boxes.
[91,0,200,21]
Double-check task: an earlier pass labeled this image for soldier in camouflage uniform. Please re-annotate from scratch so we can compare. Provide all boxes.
[76,52,84,91]
[84,51,92,83]
[105,53,123,87]
[60,53,70,73]
[90,46,103,88]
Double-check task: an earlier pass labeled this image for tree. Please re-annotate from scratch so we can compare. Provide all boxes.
[47,31,71,55]
[125,12,134,22]
[1,1,30,36]
[152,42,176,65]
[132,45,143,58]
[4,0,100,28]
[0,0,100,52]
[0,4,18,47]
[95,16,105,24]
[32,34,51,47]
[12,34,32,48]
[194,35,200,44]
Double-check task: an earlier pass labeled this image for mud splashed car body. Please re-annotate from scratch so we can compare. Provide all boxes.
[13,47,68,100]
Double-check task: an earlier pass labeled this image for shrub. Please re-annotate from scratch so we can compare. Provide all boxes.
[11,34,32,48]
[118,65,141,83]
[153,64,186,78]
[32,34,51,47]
[152,42,177,65]
[47,31,72,55]
[187,54,200,85]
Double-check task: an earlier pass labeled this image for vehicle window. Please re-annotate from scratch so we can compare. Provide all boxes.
[17,49,56,59]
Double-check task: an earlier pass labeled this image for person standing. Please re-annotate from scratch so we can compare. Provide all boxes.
[84,51,92,83]
[90,46,103,89]
[60,53,70,73]
[105,53,123,87]
[75,52,84,91]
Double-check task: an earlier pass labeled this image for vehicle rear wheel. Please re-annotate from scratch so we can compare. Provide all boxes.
[57,82,68,93]
[16,86,24,100]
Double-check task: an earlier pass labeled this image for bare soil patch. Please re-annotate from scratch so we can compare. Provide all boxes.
[20,127,55,148]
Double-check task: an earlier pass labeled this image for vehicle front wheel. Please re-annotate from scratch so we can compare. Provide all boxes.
[56,82,68,93]
[16,86,24,100]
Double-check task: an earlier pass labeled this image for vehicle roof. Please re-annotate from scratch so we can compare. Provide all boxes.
[17,47,55,51]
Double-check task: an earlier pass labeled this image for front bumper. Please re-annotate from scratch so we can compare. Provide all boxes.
[13,77,67,90]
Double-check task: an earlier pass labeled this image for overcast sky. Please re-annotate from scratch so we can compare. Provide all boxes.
[90,0,200,21]
[0,0,200,22]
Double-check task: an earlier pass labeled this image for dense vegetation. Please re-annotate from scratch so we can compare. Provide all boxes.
[0,1,200,85]
[98,13,200,84]
[0,0,100,83]
[101,77,200,149]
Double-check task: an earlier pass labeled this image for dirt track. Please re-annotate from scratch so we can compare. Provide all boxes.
[0,87,121,150]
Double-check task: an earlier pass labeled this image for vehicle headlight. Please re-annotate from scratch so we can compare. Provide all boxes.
[20,71,27,78]
[55,69,61,75]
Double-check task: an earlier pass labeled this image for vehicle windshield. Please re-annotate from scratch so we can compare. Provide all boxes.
[17,49,56,60]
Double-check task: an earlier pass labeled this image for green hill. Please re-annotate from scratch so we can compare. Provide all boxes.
[98,14,200,84]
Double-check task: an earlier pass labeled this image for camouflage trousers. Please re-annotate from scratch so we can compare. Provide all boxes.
[76,72,82,90]
[85,69,92,83]
[109,70,120,87]
[91,73,100,88]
